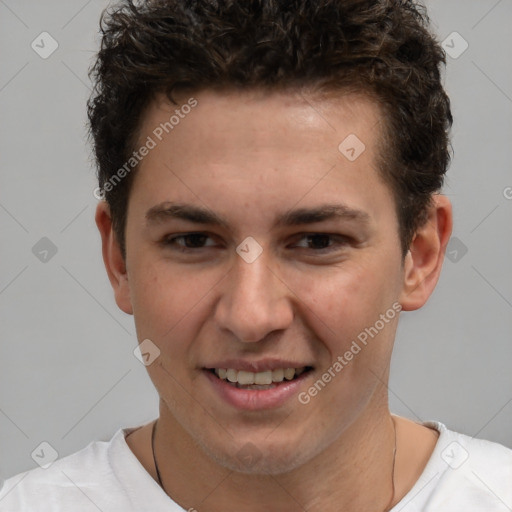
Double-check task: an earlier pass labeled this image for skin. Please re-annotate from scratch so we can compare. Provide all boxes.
[96,88,452,512]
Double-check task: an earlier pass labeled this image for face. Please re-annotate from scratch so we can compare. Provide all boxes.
[113,89,411,473]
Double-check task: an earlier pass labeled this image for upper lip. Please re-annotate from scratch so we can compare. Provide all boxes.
[203,359,314,373]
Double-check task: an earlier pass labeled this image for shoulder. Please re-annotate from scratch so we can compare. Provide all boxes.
[396,421,512,512]
[436,425,512,503]
[435,422,512,478]
[0,428,133,512]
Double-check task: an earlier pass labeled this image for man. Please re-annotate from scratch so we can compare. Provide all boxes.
[1,0,510,510]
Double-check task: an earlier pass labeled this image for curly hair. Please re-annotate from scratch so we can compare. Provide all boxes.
[88,0,452,258]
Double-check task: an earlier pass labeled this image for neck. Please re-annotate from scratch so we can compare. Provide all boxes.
[152,400,397,512]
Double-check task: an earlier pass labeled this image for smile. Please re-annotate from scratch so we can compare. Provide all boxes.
[203,366,314,410]
[212,367,309,389]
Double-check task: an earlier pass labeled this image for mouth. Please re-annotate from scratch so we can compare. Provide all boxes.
[206,366,314,390]
[202,364,314,410]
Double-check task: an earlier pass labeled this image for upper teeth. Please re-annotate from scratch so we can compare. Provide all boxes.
[215,367,306,385]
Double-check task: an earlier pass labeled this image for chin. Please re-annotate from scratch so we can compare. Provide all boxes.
[199,436,315,475]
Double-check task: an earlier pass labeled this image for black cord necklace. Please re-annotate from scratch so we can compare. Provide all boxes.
[151,419,164,489]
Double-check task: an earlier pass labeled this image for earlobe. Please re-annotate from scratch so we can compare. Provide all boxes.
[95,201,133,315]
[399,195,453,311]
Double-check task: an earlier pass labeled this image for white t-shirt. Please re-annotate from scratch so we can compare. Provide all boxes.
[1,420,511,511]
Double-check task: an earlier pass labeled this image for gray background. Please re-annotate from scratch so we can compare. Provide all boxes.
[0,0,511,480]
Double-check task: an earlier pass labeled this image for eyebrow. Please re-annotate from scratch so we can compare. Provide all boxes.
[145,202,370,229]
[276,204,370,227]
[146,202,230,229]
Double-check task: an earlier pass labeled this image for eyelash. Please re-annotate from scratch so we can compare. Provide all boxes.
[161,232,350,253]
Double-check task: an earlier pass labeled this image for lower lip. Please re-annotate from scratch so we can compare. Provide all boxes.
[203,370,312,411]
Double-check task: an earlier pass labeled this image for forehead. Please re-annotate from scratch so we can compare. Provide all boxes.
[129,88,394,233]
[140,87,384,155]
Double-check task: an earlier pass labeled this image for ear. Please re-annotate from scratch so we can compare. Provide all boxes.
[95,201,133,315]
[399,194,453,311]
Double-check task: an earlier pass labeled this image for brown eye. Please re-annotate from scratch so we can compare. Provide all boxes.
[293,234,349,252]
[163,233,216,250]
[305,234,331,249]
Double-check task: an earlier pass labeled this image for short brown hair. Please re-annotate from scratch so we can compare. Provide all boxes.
[88,0,452,257]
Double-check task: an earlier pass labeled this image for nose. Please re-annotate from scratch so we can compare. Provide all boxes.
[214,250,294,343]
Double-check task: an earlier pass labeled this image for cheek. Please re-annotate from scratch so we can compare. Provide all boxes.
[289,258,401,359]
[293,264,401,421]
[128,260,226,399]
[128,258,220,346]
